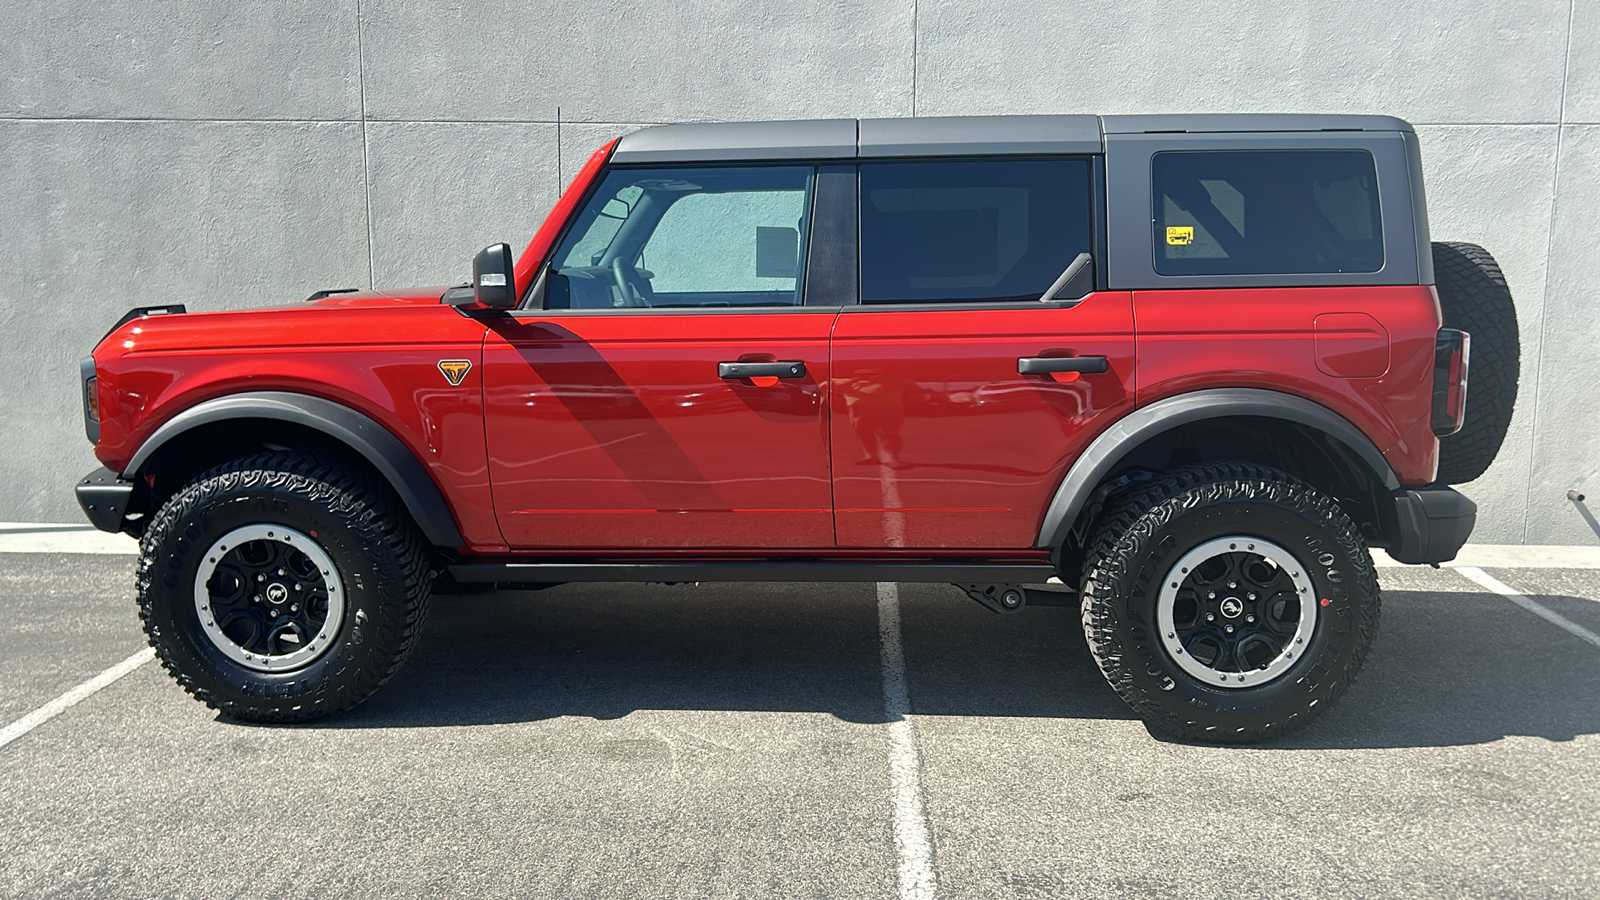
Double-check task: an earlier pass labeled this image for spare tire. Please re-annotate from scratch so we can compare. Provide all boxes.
[1431,242,1519,484]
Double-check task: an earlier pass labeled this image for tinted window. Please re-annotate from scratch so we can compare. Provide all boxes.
[1152,150,1383,276]
[546,166,812,309]
[860,158,1093,304]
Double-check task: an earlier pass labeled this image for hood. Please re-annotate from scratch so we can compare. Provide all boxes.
[306,285,461,308]
[94,284,473,357]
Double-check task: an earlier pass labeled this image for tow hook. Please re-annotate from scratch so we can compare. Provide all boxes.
[957,583,1026,614]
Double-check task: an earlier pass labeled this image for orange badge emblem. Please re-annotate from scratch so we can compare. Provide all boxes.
[437,360,472,386]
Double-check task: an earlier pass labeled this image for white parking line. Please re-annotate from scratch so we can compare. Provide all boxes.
[1370,544,1600,568]
[0,648,155,750]
[1456,567,1600,651]
[876,582,936,900]
[0,523,137,554]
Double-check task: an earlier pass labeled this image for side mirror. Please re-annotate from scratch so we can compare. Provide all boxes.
[470,243,517,309]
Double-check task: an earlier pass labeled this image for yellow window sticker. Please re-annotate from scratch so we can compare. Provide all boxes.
[1166,226,1194,246]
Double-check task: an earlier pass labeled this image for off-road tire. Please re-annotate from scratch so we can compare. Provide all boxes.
[1081,463,1380,743]
[1432,241,1519,484]
[138,451,431,722]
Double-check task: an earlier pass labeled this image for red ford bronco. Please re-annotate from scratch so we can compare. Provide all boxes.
[76,115,1517,741]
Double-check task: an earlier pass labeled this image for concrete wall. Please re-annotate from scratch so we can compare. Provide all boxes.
[3,0,1595,543]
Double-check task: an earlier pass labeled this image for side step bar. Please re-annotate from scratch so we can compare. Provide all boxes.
[446,561,1057,585]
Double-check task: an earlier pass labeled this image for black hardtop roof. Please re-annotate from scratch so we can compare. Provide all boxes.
[610,114,1415,164]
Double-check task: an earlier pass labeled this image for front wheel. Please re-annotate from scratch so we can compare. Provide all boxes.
[1080,463,1380,743]
[138,452,431,722]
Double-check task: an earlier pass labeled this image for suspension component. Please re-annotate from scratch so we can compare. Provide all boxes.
[956,583,1026,614]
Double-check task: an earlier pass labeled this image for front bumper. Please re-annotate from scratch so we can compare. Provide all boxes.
[1389,486,1476,565]
[76,466,133,534]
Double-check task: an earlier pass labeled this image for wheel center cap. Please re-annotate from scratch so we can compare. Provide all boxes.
[265,582,289,604]
[1219,596,1245,619]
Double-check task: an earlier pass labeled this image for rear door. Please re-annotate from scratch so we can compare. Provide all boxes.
[484,164,840,549]
[830,157,1136,549]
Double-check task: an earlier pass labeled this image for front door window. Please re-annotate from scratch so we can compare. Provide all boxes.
[546,166,813,310]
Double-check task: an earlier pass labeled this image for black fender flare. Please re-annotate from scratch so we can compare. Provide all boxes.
[1034,388,1401,549]
[124,391,466,548]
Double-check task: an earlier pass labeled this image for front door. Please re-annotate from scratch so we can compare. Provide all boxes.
[485,164,836,549]
[830,157,1136,549]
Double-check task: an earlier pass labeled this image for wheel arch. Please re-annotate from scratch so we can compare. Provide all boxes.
[1038,388,1401,561]
[124,391,465,549]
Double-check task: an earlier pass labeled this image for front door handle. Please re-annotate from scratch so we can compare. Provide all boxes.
[719,361,807,379]
[1017,356,1108,375]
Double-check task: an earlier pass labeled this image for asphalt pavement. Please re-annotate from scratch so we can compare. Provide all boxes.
[2,541,1598,898]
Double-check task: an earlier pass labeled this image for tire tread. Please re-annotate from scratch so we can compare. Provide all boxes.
[1432,241,1519,485]
[136,451,431,722]
[1080,462,1380,743]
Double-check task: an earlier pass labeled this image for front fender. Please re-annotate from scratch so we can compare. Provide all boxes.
[124,391,465,549]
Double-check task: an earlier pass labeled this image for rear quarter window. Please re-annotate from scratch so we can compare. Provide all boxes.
[1152,150,1383,276]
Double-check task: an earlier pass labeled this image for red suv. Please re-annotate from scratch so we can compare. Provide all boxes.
[76,115,1516,741]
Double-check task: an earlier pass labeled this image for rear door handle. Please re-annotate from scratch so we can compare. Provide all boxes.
[718,361,808,379]
[1017,356,1108,375]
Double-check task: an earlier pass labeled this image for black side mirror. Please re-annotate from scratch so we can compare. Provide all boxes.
[470,243,517,309]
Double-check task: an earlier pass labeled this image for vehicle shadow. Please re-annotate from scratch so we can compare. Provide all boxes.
[317,579,1600,750]
[330,580,1120,729]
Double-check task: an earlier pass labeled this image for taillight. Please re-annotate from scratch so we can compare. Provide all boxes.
[1432,329,1469,436]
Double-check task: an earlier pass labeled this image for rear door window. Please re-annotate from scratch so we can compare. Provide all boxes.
[1152,150,1383,276]
[859,158,1093,304]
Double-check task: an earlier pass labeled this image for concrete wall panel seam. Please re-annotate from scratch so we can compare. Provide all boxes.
[356,0,376,289]
[1523,0,1579,542]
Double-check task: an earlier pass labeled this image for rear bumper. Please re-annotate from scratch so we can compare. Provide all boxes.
[76,467,133,534]
[1389,486,1476,565]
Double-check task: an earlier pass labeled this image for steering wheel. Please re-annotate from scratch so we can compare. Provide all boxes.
[611,257,653,308]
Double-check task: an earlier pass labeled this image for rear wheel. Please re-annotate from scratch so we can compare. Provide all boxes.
[138,452,431,722]
[1081,463,1379,743]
